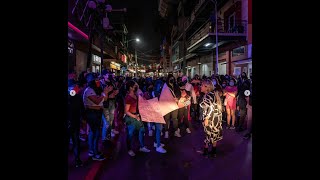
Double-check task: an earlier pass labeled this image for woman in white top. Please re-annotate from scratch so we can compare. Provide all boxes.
[83,73,112,161]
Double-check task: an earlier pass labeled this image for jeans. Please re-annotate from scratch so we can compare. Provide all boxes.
[86,109,102,155]
[114,101,125,130]
[191,103,199,120]
[164,109,178,131]
[102,100,115,140]
[125,115,145,150]
[154,123,162,147]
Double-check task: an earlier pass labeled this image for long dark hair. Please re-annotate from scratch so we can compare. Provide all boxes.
[88,80,103,95]
[126,80,136,93]
[166,74,175,85]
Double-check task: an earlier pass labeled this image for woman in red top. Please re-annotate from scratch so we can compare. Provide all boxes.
[124,80,150,157]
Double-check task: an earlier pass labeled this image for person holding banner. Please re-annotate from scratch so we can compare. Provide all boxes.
[199,79,223,158]
[143,85,167,154]
[163,74,182,138]
[124,80,151,157]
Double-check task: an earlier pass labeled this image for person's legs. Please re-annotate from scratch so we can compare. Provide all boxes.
[226,108,231,128]
[244,106,252,139]
[155,123,162,147]
[101,108,109,141]
[172,109,181,137]
[237,109,246,132]
[164,113,171,138]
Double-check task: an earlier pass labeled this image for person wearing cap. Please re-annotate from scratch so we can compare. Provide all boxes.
[83,73,113,161]
[199,79,223,158]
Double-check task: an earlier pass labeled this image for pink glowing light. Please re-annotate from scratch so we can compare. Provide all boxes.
[68,22,89,40]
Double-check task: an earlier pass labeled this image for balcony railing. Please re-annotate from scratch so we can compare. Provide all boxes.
[187,21,211,48]
[187,19,247,48]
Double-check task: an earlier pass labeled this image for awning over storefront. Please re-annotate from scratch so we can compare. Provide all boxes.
[232,58,252,65]
[172,53,197,64]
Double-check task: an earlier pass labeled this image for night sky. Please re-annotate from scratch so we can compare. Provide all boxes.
[110,0,163,62]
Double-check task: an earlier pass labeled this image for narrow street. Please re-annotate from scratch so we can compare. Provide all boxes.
[68,121,252,180]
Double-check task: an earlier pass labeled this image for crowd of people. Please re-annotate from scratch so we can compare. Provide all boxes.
[68,69,253,167]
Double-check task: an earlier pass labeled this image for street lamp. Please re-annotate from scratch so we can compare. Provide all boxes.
[125,38,140,78]
[211,0,219,75]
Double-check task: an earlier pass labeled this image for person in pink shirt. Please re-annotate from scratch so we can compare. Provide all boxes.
[223,78,238,129]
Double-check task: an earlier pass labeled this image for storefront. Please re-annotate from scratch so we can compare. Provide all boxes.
[91,54,101,74]
[230,44,252,77]
[109,61,121,75]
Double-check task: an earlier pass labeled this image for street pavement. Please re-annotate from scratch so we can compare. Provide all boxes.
[68,120,252,180]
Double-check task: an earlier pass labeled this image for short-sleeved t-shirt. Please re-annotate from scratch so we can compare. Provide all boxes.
[125,94,137,113]
[83,87,103,107]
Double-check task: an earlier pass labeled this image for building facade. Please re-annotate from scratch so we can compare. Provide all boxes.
[68,0,129,76]
[159,0,252,78]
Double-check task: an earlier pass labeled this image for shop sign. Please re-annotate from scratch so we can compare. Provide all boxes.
[92,54,101,65]
[110,61,120,70]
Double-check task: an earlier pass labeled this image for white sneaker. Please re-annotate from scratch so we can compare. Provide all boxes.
[186,128,191,134]
[139,146,151,153]
[154,142,165,148]
[149,130,153,137]
[164,131,169,139]
[156,146,167,153]
[128,150,136,157]
[174,130,181,137]
[112,129,119,134]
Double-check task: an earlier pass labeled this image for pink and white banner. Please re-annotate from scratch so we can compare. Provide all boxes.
[158,83,179,116]
[138,83,179,124]
[138,96,166,124]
